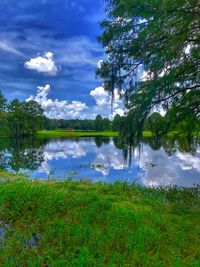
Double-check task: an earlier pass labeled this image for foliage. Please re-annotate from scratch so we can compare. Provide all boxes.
[8,100,44,137]
[112,114,122,131]
[0,92,9,137]
[0,91,7,112]
[94,115,111,131]
[97,0,200,138]
[44,118,96,131]
[94,114,103,131]
[6,138,45,172]
[144,112,165,137]
[44,116,112,131]
[165,95,200,136]
[0,173,200,265]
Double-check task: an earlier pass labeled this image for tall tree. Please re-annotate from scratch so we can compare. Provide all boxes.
[102,118,111,130]
[94,115,103,131]
[8,100,44,137]
[97,0,200,138]
[0,91,8,136]
[144,112,164,137]
[112,114,122,131]
[25,101,44,135]
[0,91,7,112]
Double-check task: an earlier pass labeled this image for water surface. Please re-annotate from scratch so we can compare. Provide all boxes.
[0,137,199,187]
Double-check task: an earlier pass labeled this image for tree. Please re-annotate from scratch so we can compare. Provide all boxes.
[94,115,103,131]
[25,101,44,135]
[97,0,200,138]
[102,118,111,130]
[8,99,23,137]
[144,112,164,137]
[0,91,8,136]
[165,99,200,137]
[0,91,7,112]
[112,114,122,131]
[8,100,44,137]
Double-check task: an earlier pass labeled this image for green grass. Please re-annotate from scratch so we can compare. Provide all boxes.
[142,131,153,138]
[37,130,200,139]
[143,131,200,138]
[37,130,118,138]
[0,171,199,266]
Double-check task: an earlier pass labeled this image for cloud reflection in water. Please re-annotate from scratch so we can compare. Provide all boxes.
[34,138,200,187]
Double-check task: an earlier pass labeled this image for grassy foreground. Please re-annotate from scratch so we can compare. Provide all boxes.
[0,172,200,266]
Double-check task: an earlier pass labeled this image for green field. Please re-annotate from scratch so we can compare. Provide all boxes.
[37,130,200,139]
[37,130,153,139]
[37,130,118,138]
[0,171,199,266]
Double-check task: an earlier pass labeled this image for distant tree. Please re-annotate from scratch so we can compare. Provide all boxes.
[0,91,8,136]
[25,101,44,135]
[112,114,121,131]
[8,99,23,137]
[102,118,111,130]
[0,91,7,112]
[144,112,165,137]
[94,115,103,131]
[165,100,200,137]
[7,138,45,172]
[8,100,44,137]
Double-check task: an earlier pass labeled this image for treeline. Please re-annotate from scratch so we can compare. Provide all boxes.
[44,115,112,131]
[44,118,95,131]
[144,112,200,138]
[112,112,200,138]
[83,112,200,137]
[0,90,198,138]
[44,114,123,132]
[0,92,44,137]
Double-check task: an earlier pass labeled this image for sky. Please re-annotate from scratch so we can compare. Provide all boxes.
[0,0,124,119]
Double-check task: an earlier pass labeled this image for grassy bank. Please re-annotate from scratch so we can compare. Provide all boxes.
[37,130,155,139]
[37,130,118,138]
[37,130,200,139]
[0,171,199,266]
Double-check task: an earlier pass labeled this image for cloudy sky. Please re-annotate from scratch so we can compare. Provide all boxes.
[0,0,124,119]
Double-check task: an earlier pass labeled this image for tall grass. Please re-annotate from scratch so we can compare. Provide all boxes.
[0,171,199,266]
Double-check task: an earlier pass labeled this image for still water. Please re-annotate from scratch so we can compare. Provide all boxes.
[0,137,199,187]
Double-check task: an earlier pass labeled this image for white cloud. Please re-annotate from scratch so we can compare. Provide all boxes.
[0,40,24,57]
[26,84,125,120]
[38,139,127,177]
[38,139,91,175]
[137,146,178,187]
[97,59,104,68]
[135,145,200,187]
[90,86,110,106]
[26,84,88,119]
[176,152,200,172]
[90,86,125,119]
[24,52,58,76]
[92,142,127,176]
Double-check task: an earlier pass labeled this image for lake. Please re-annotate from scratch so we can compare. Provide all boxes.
[0,137,199,187]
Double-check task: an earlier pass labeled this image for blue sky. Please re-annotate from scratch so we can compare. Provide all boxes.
[0,0,124,119]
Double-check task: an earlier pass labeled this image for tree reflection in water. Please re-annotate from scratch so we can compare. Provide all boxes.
[119,135,200,167]
[0,138,47,172]
[0,136,199,186]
